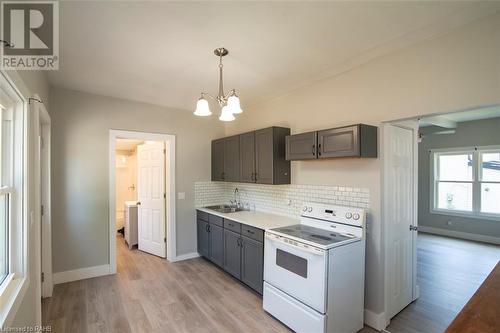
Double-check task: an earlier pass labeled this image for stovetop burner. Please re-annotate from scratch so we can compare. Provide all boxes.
[270,224,354,246]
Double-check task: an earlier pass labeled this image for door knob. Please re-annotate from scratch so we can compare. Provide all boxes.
[137,202,141,205]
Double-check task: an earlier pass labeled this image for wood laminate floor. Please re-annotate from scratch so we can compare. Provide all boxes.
[43,233,499,333]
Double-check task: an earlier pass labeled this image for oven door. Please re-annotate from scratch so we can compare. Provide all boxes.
[264,232,327,313]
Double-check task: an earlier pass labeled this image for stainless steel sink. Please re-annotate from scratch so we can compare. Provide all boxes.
[205,205,244,213]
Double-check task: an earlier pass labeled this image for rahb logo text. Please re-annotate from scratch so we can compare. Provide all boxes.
[1,1,59,70]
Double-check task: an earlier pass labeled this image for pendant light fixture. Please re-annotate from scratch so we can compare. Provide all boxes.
[194,47,243,121]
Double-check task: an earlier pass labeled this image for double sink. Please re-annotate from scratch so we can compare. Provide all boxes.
[205,204,244,214]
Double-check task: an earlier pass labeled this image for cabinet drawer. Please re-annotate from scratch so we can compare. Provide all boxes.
[224,219,241,233]
[208,214,224,227]
[197,210,209,222]
[241,225,264,243]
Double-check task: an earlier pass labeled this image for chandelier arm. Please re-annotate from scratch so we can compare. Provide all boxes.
[201,92,216,100]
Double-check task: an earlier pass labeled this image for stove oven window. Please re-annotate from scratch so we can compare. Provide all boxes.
[276,249,308,278]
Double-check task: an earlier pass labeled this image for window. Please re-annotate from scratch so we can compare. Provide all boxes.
[431,146,500,219]
[0,71,27,326]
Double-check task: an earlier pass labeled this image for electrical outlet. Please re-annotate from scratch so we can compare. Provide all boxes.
[177,192,186,200]
[446,220,453,226]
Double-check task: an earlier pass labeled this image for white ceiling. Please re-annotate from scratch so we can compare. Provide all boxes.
[420,104,500,127]
[49,1,500,112]
[116,139,143,151]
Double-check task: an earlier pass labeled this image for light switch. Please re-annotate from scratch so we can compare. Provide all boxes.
[177,192,186,200]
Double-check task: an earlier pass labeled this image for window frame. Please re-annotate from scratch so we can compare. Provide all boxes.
[0,71,29,327]
[430,145,500,220]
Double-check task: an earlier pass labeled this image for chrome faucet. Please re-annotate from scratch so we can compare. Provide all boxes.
[230,187,242,209]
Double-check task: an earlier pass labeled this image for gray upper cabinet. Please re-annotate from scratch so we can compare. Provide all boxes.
[241,236,264,294]
[212,126,290,185]
[255,128,274,184]
[286,124,377,160]
[224,135,240,182]
[239,132,255,183]
[285,131,317,160]
[255,127,290,185]
[318,124,377,158]
[211,139,225,181]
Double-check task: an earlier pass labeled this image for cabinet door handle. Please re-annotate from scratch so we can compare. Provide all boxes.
[221,172,225,180]
[254,172,258,182]
[318,143,322,156]
[237,238,241,247]
[205,224,209,232]
[246,230,255,235]
[312,144,316,155]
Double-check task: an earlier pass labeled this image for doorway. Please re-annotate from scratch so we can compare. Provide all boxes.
[109,130,176,274]
[381,105,500,331]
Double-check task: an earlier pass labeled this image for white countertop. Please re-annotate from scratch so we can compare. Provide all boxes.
[196,207,299,230]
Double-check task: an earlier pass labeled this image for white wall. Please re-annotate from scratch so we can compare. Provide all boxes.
[50,87,225,273]
[225,13,500,318]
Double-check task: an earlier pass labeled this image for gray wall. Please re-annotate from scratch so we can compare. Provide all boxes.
[418,117,500,238]
[50,87,224,273]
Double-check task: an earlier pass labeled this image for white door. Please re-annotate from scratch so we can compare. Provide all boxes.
[137,142,166,257]
[383,122,418,319]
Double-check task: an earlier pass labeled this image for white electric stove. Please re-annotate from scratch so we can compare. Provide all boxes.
[263,202,366,333]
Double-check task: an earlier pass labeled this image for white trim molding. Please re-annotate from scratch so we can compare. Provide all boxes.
[364,309,388,331]
[53,265,111,285]
[174,252,200,262]
[109,129,177,272]
[418,226,500,245]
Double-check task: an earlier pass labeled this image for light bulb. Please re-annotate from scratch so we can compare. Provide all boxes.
[227,95,242,114]
[194,97,211,116]
[219,105,235,122]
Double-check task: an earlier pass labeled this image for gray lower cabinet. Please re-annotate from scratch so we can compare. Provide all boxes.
[241,236,264,294]
[197,219,209,258]
[223,229,242,279]
[197,211,265,295]
[209,224,224,267]
[285,131,317,160]
[211,139,225,181]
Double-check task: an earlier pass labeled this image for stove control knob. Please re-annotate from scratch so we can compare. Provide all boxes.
[302,206,308,212]
[307,206,313,213]
[353,213,360,220]
[345,212,352,219]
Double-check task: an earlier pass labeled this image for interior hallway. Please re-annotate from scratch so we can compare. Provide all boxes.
[42,234,499,333]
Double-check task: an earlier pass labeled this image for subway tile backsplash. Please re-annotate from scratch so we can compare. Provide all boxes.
[194,181,370,218]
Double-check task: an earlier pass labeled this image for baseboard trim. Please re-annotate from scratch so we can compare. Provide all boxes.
[53,264,111,284]
[419,226,500,245]
[174,252,200,262]
[364,309,387,331]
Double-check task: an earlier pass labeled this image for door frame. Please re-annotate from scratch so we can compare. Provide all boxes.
[109,129,176,273]
[31,95,52,322]
[381,120,419,327]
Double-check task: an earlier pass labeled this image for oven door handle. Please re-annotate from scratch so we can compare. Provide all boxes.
[265,233,325,255]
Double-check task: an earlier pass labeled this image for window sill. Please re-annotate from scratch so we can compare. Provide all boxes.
[0,274,29,329]
[431,209,500,221]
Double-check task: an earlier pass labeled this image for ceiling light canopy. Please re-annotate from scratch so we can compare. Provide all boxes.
[193,47,243,121]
